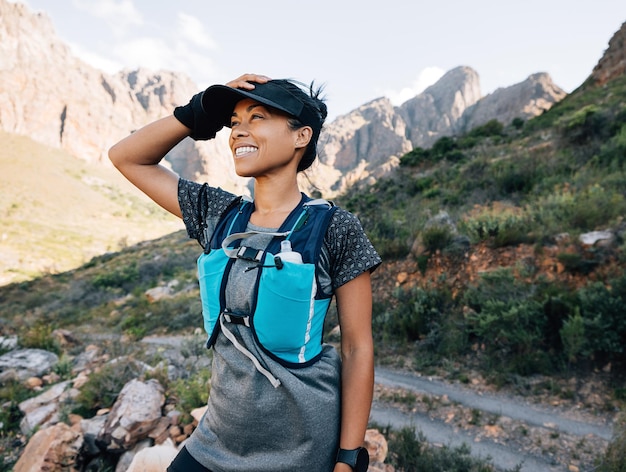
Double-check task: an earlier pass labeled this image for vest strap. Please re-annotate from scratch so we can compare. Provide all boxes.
[219,315,281,388]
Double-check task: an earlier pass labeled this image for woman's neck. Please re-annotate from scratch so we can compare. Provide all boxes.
[250,177,302,227]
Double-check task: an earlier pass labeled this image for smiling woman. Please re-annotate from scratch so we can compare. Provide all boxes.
[107,73,381,472]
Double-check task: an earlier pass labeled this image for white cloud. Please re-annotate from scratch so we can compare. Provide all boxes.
[177,12,217,50]
[72,0,143,36]
[386,67,446,105]
[113,36,169,71]
[67,40,122,74]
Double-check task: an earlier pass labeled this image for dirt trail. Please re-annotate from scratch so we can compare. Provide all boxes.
[373,367,615,472]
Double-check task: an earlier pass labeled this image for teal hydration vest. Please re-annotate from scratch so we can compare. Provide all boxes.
[197,192,337,376]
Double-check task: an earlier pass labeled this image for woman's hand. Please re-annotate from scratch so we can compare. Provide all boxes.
[225,73,271,90]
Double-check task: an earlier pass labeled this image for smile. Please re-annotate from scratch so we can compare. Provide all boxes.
[235,146,258,157]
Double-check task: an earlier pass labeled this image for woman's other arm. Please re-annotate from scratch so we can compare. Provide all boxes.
[334,271,375,471]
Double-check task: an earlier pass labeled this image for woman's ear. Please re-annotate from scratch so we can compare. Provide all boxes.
[295,126,313,149]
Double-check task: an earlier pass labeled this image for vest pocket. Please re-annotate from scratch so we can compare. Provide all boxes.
[255,260,317,361]
[197,251,229,340]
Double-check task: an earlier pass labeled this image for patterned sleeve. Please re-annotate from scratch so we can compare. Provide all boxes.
[325,207,382,290]
[177,178,238,246]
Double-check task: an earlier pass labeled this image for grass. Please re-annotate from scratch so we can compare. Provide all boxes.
[0,130,183,285]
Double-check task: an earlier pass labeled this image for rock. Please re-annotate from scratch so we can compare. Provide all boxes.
[25,376,44,389]
[396,272,409,285]
[365,428,388,464]
[145,285,173,303]
[98,379,165,451]
[125,438,179,472]
[0,335,18,351]
[80,414,108,456]
[591,21,626,86]
[18,380,76,434]
[115,438,153,472]
[51,328,80,347]
[579,230,614,246]
[71,344,101,373]
[0,348,58,381]
[190,405,208,424]
[13,422,83,472]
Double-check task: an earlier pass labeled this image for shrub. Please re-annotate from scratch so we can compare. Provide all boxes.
[73,358,147,416]
[168,368,211,423]
[421,225,454,253]
[92,262,139,290]
[400,147,429,167]
[373,286,450,345]
[559,104,609,145]
[596,410,626,472]
[460,203,530,247]
[463,269,552,375]
[560,309,586,363]
[386,425,520,471]
[18,321,61,354]
[576,274,626,368]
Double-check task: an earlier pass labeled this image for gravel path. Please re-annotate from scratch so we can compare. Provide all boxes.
[373,367,615,471]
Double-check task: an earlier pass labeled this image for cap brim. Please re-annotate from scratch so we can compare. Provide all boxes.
[201,83,303,129]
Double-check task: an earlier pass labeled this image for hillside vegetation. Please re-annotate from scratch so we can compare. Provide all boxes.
[339,75,626,393]
[0,131,183,284]
[0,75,625,472]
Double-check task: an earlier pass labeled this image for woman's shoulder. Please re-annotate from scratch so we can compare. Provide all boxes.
[327,205,367,233]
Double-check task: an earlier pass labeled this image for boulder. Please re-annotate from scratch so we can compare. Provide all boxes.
[98,378,165,450]
[18,380,78,434]
[0,348,58,381]
[125,438,179,472]
[13,422,83,472]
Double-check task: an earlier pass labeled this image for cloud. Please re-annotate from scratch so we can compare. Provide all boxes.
[72,0,143,36]
[67,40,122,74]
[177,12,217,50]
[385,67,446,105]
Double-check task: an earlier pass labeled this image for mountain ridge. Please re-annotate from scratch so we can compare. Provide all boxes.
[1,0,565,198]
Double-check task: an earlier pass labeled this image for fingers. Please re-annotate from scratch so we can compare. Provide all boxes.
[225,73,271,90]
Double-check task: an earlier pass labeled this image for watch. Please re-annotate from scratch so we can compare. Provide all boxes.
[336,447,369,471]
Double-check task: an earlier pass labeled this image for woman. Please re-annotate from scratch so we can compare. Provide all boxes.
[109,73,381,472]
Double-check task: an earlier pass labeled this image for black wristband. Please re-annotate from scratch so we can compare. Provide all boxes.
[336,447,369,472]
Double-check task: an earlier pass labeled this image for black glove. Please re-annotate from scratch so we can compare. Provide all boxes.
[173,91,221,140]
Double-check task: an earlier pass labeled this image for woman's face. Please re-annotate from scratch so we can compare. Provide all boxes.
[229,98,301,178]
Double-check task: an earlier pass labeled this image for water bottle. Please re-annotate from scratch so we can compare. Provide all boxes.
[278,240,303,264]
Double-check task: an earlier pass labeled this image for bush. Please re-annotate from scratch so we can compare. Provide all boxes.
[577,274,626,368]
[386,425,520,471]
[421,225,454,253]
[463,269,552,375]
[373,286,450,345]
[168,369,211,423]
[460,203,530,247]
[18,321,61,354]
[596,411,626,472]
[560,309,586,363]
[73,358,147,416]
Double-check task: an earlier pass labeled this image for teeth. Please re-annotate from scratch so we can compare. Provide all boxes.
[235,146,257,157]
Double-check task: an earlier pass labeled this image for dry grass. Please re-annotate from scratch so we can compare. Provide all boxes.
[0,131,183,285]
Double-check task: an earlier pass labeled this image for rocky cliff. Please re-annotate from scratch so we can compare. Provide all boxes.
[591,21,626,85]
[1,0,566,199]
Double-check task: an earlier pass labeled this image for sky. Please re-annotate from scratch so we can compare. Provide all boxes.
[12,0,626,121]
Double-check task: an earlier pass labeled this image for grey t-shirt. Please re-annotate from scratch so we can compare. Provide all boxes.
[177,178,381,472]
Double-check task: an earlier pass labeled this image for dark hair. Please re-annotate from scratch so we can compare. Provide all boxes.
[277,79,327,172]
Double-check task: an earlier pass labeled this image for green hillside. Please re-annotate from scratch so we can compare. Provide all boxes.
[0,131,183,284]
[1,74,624,391]
[1,73,626,472]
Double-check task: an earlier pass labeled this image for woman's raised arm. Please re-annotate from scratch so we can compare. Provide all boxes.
[108,116,190,218]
